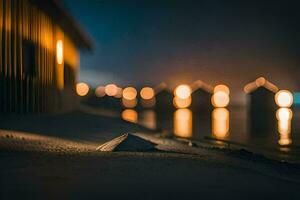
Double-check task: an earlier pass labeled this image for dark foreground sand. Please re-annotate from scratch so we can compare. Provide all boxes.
[1,108,300,199]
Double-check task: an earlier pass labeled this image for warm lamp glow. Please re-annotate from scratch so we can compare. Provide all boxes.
[214,84,230,95]
[122,98,137,108]
[140,87,155,100]
[76,82,89,96]
[276,108,293,146]
[95,86,106,97]
[174,84,191,99]
[114,87,123,98]
[56,40,63,64]
[105,84,118,96]
[174,108,193,138]
[173,96,192,108]
[211,91,230,107]
[276,108,293,121]
[212,108,229,139]
[141,98,156,108]
[123,87,137,100]
[275,90,293,108]
[122,109,138,123]
[278,137,292,146]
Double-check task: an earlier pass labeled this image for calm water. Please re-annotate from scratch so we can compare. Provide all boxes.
[122,106,300,161]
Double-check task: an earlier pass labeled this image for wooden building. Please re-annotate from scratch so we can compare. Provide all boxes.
[0,0,92,113]
[190,80,213,112]
[244,77,278,134]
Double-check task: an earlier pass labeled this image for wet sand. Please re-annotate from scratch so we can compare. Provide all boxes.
[1,107,300,199]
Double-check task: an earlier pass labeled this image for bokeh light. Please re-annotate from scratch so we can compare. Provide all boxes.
[140,98,156,108]
[276,108,293,146]
[123,87,137,100]
[105,84,118,96]
[76,82,89,96]
[173,96,192,108]
[211,91,230,107]
[121,109,138,123]
[276,108,293,121]
[174,84,191,99]
[174,108,192,138]
[140,87,155,100]
[114,87,123,98]
[212,108,229,139]
[95,86,106,97]
[275,90,293,107]
[214,84,230,95]
[122,98,137,108]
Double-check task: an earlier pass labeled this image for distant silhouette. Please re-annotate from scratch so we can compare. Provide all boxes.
[190,80,213,113]
[245,77,278,135]
[154,88,174,112]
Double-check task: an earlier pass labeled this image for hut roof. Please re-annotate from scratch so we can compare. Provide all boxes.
[191,80,213,93]
[29,0,93,50]
[244,77,279,93]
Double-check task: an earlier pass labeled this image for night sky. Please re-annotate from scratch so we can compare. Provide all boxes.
[64,0,300,100]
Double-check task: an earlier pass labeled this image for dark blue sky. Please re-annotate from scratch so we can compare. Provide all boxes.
[64,0,300,93]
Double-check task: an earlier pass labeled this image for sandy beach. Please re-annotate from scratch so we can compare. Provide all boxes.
[1,107,300,199]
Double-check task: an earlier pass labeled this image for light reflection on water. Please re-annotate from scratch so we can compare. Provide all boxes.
[121,107,298,153]
[139,110,156,130]
[174,108,193,138]
[121,109,138,123]
[212,108,230,139]
[277,108,293,146]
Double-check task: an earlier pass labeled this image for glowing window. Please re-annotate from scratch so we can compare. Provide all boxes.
[56,40,63,64]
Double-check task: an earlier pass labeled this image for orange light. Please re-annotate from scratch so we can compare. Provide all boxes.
[174,108,193,138]
[105,84,118,96]
[140,98,156,108]
[174,84,191,99]
[122,109,138,123]
[276,108,293,146]
[275,90,293,108]
[95,86,106,97]
[214,84,230,95]
[173,96,192,108]
[212,108,229,139]
[211,91,230,107]
[122,98,137,108]
[76,82,89,96]
[123,87,137,100]
[114,87,123,98]
[276,108,293,121]
[140,87,155,100]
[56,40,63,64]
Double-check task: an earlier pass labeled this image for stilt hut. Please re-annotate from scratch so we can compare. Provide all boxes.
[244,77,278,134]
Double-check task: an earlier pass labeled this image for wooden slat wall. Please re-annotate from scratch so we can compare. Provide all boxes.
[0,0,79,113]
